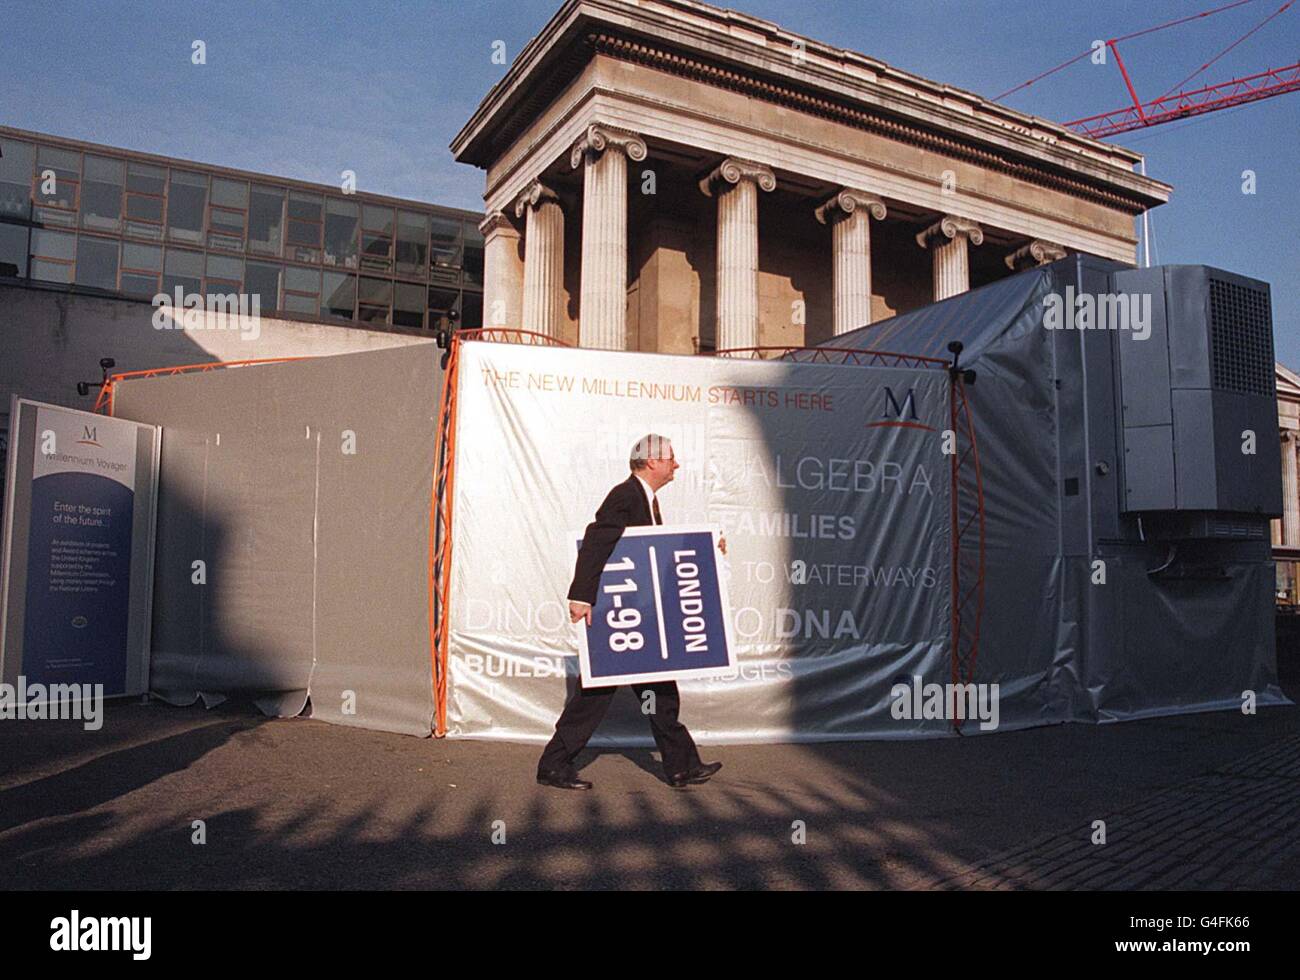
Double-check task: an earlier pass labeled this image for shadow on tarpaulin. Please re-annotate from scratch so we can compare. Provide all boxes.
[797,253,1290,733]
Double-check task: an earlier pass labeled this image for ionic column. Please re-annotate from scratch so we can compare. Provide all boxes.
[1283,432,1300,545]
[479,211,523,328]
[816,189,887,335]
[570,124,646,350]
[1006,239,1068,272]
[916,215,984,301]
[700,158,775,353]
[513,181,565,340]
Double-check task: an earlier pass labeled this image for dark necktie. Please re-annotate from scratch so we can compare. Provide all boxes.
[652,497,662,526]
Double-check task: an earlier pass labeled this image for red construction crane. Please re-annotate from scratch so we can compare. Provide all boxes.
[996,0,1300,139]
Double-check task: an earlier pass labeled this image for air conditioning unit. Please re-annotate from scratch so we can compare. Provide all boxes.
[1111,265,1282,523]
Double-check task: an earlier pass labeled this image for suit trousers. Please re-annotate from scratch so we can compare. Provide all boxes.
[538,679,703,779]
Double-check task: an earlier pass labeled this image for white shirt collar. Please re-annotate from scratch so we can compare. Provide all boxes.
[634,474,657,519]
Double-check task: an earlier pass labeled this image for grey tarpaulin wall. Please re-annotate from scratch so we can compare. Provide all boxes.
[811,254,1289,725]
[112,343,442,736]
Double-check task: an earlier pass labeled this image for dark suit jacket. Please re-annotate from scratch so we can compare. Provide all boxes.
[567,474,657,605]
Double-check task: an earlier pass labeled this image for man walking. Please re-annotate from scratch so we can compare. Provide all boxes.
[537,434,724,790]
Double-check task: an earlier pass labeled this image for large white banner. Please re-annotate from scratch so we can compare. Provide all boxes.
[446,342,952,743]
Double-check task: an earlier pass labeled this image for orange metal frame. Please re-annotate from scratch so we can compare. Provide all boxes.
[431,329,573,735]
[94,357,308,416]
[712,345,950,370]
[948,375,986,731]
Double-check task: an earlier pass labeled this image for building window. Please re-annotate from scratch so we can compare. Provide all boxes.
[430,216,461,284]
[322,271,356,320]
[205,253,244,299]
[120,242,162,296]
[396,210,429,278]
[428,286,458,330]
[286,191,323,263]
[0,222,29,278]
[357,275,391,323]
[393,280,425,328]
[34,145,80,227]
[361,205,393,273]
[248,184,285,255]
[283,265,321,315]
[167,170,208,245]
[30,228,76,283]
[245,260,282,313]
[0,138,35,220]
[463,222,484,287]
[80,155,124,233]
[461,291,482,328]
[75,235,119,291]
[208,177,248,251]
[163,248,203,297]
[324,199,358,269]
[125,162,166,240]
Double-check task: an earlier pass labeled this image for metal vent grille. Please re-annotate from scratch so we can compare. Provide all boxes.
[1209,278,1274,396]
[1207,515,1265,540]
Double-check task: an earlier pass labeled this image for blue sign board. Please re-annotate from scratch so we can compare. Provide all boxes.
[1,400,159,701]
[575,524,735,686]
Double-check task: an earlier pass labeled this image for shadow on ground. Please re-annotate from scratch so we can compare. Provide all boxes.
[1,658,1297,890]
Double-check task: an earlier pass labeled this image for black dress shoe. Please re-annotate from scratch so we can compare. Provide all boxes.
[667,772,691,788]
[536,770,592,790]
[684,761,722,783]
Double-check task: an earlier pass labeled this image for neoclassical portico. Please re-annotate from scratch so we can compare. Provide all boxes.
[452,0,1170,354]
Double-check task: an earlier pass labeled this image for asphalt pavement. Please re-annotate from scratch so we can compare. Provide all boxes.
[3,666,1297,890]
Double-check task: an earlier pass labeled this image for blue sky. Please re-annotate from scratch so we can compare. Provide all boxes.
[2,0,1296,361]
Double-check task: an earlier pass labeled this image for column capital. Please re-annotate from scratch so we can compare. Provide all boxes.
[815,189,887,226]
[1005,239,1067,270]
[569,123,647,170]
[916,215,984,249]
[698,157,776,197]
[479,210,519,238]
[513,180,561,219]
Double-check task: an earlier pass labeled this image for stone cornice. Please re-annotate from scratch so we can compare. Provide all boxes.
[451,0,1171,216]
[917,215,984,248]
[698,157,776,196]
[815,188,886,225]
[586,32,1160,216]
[569,123,648,169]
